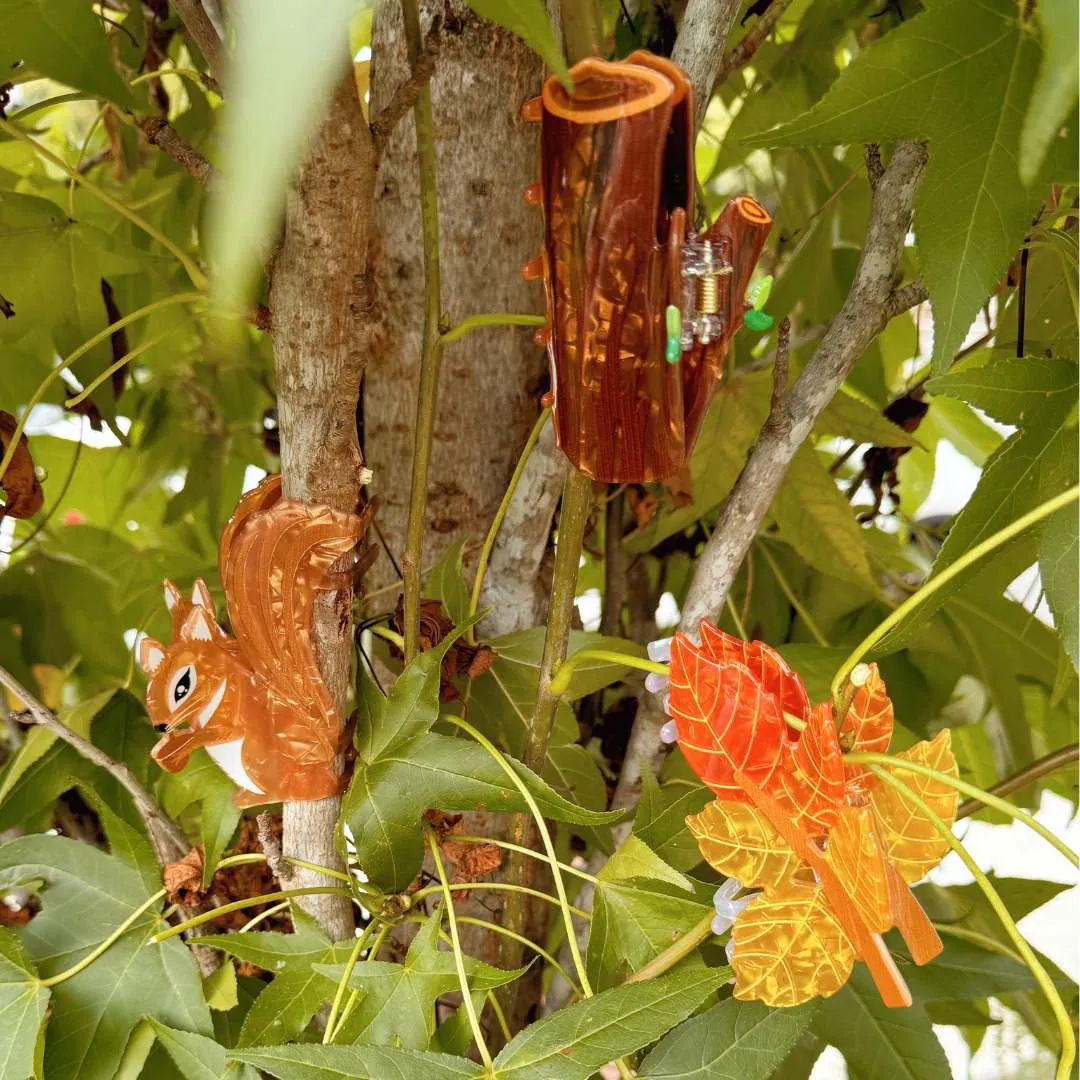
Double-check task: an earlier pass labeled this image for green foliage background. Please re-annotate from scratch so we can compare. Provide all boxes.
[0,0,1077,1077]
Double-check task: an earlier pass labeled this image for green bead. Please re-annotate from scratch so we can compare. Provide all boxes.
[747,274,774,310]
[665,303,681,339]
[743,308,774,332]
[665,338,681,364]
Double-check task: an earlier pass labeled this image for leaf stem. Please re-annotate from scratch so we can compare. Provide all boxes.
[152,887,355,942]
[864,763,1075,1080]
[441,312,546,348]
[0,293,205,487]
[40,888,167,987]
[932,923,1028,968]
[238,899,292,932]
[323,920,377,1044]
[0,117,208,289]
[64,326,181,407]
[958,744,1080,818]
[468,407,552,641]
[844,752,1078,868]
[624,912,717,984]
[831,485,1080,707]
[426,825,494,1073]
[548,649,666,697]
[400,0,445,665]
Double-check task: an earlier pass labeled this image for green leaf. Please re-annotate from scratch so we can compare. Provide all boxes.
[462,0,570,87]
[0,928,49,1080]
[0,0,134,105]
[633,767,712,873]
[202,960,238,1012]
[1040,500,1079,669]
[462,628,643,755]
[815,389,918,448]
[0,189,160,382]
[0,688,113,806]
[638,998,820,1078]
[231,1044,483,1080]
[0,836,211,1080]
[1020,0,1079,183]
[587,837,712,990]
[900,934,1041,1001]
[746,0,1069,372]
[813,967,950,1079]
[207,0,357,304]
[926,356,1079,427]
[491,967,728,1079]
[426,539,470,626]
[772,444,875,591]
[189,909,353,1048]
[144,1019,234,1080]
[158,749,241,887]
[315,915,524,1049]
[625,378,771,552]
[343,729,620,891]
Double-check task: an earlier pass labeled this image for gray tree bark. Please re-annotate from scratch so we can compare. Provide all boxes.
[365,0,547,598]
[270,71,378,944]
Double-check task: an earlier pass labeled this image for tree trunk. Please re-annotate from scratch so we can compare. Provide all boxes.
[365,0,547,597]
[270,71,378,943]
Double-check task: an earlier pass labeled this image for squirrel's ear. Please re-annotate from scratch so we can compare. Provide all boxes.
[191,579,213,610]
[182,605,220,643]
[139,637,166,674]
[163,581,183,613]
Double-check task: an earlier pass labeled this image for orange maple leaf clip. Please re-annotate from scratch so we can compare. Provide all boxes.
[665,621,958,1008]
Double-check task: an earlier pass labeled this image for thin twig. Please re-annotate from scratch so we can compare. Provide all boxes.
[865,143,884,189]
[957,744,1079,819]
[171,0,226,92]
[712,0,796,89]
[671,0,746,129]
[0,666,187,863]
[140,117,214,187]
[767,316,792,429]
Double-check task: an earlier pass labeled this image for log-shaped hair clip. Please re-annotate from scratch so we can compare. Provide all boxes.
[522,52,773,483]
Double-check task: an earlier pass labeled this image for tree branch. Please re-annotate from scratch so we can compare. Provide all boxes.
[369,18,440,158]
[957,745,1080,819]
[0,665,188,864]
[171,0,226,92]
[140,117,214,187]
[609,139,928,842]
[671,0,745,130]
[711,0,797,90]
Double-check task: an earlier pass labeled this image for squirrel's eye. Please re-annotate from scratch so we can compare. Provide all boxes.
[169,665,195,710]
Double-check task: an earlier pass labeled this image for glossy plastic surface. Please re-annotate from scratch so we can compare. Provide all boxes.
[673,621,956,1008]
[531,54,771,482]
[139,475,373,806]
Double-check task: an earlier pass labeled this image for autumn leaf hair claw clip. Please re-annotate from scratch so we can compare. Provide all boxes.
[521,53,773,484]
[648,620,958,1009]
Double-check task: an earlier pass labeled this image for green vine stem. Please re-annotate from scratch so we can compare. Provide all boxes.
[831,485,1080,707]
[441,312,545,347]
[443,714,594,991]
[323,919,377,1045]
[0,117,207,289]
[40,888,166,988]
[410,880,590,918]
[151,887,355,942]
[400,0,445,665]
[467,406,551,640]
[0,292,205,487]
[845,750,1079,868]
[329,923,393,1043]
[548,649,668,697]
[865,763,1076,1080]
[64,326,181,408]
[426,824,495,1073]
